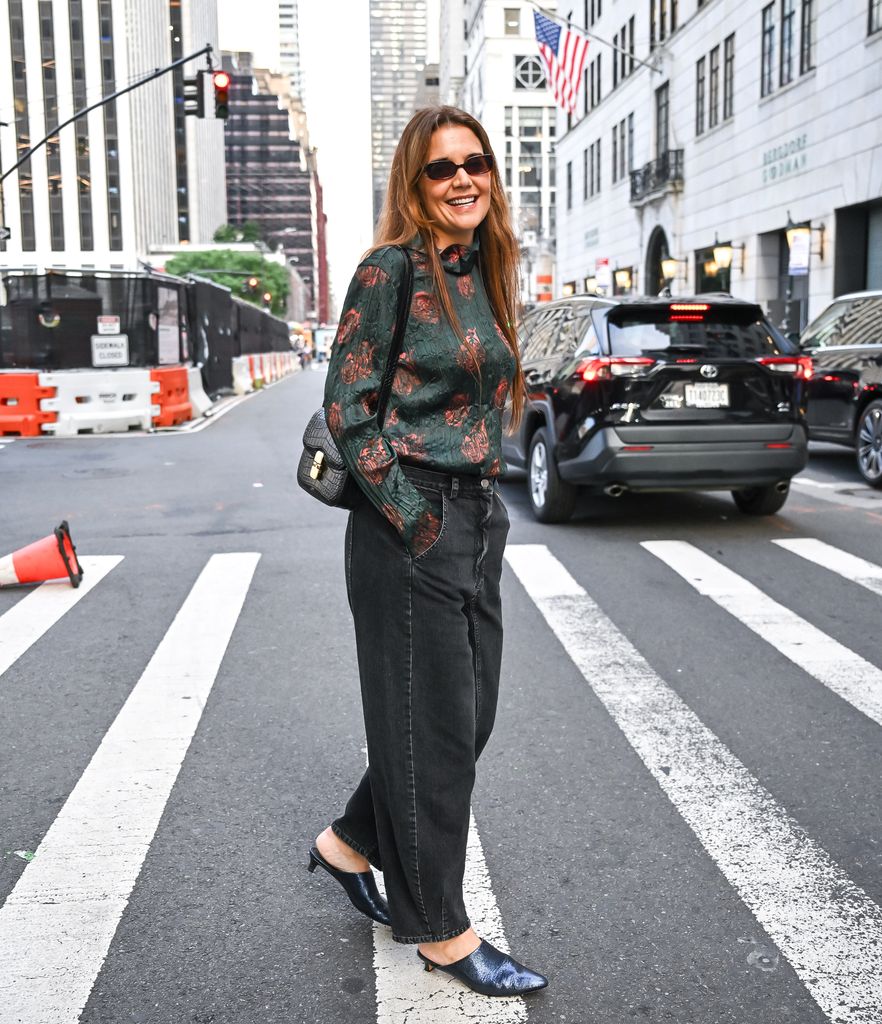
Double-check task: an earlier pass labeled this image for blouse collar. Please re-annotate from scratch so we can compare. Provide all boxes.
[438,236,479,275]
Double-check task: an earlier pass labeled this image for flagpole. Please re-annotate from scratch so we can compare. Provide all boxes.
[530,1,661,75]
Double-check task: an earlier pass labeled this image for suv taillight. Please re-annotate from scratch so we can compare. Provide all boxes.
[578,357,655,381]
[757,355,813,380]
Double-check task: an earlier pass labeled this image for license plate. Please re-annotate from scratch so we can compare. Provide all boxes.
[685,383,729,408]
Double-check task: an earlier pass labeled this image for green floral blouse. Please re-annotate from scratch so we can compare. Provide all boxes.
[323,238,516,556]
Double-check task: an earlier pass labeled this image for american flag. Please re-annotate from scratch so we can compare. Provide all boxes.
[533,9,590,114]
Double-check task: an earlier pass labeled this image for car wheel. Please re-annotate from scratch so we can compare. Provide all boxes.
[527,427,577,523]
[855,400,882,488]
[731,482,790,515]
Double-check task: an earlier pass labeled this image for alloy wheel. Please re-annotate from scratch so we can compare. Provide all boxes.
[857,405,882,484]
[530,439,548,508]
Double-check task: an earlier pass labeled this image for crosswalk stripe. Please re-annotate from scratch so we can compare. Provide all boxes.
[373,811,527,1022]
[772,538,882,598]
[0,552,261,1024]
[0,556,123,677]
[505,543,882,1024]
[641,540,882,730]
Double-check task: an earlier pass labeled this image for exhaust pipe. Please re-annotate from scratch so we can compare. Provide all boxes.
[604,483,628,498]
[775,480,790,493]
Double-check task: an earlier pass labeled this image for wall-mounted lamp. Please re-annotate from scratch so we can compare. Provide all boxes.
[562,281,576,297]
[614,267,633,290]
[660,256,687,282]
[785,212,825,260]
[584,275,597,292]
[712,235,745,272]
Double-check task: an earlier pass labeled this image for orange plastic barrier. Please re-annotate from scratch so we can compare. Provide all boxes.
[0,373,57,436]
[150,367,192,427]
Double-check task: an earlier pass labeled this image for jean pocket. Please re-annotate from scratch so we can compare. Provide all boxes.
[411,488,448,562]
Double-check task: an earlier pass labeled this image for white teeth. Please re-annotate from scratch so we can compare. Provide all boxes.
[448,197,476,207]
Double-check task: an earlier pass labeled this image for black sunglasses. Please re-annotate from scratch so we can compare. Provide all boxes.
[423,154,495,181]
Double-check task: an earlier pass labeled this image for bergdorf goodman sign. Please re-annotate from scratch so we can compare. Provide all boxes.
[762,133,807,184]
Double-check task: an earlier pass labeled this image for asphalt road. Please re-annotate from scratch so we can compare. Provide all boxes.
[1,367,880,1024]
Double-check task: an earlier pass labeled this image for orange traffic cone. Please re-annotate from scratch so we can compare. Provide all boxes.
[0,521,83,588]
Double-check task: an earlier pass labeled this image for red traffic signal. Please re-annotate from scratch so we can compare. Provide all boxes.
[212,70,231,120]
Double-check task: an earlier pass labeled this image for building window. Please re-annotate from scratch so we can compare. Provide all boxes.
[566,160,573,209]
[588,0,602,26]
[39,2,65,251]
[588,53,602,110]
[588,138,602,195]
[629,16,635,71]
[655,82,669,156]
[650,0,668,47]
[800,1,815,70]
[69,0,93,250]
[514,55,546,89]
[872,0,882,34]
[761,3,775,97]
[612,125,618,182]
[695,56,706,135]
[627,113,634,171]
[723,34,735,119]
[504,7,520,34]
[98,0,123,249]
[780,0,795,85]
[618,119,626,180]
[671,0,678,31]
[708,45,720,128]
[8,0,35,251]
[583,147,588,200]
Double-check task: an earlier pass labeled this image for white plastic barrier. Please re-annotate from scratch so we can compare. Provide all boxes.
[187,367,213,417]
[39,370,159,436]
[232,357,253,395]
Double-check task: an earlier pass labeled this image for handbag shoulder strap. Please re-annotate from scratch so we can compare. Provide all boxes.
[376,244,414,429]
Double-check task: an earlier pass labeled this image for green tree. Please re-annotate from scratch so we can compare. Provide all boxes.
[164,249,289,318]
[212,221,264,244]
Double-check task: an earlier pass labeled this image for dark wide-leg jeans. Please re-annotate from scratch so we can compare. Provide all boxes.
[332,466,510,943]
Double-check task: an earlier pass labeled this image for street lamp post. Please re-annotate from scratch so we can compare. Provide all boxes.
[0,121,10,249]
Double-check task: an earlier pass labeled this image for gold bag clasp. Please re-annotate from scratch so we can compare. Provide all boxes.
[309,450,325,480]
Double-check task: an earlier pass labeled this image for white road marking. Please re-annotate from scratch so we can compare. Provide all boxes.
[0,556,123,677]
[642,540,882,730]
[0,553,260,1024]
[790,477,882,509]
[372,812,527,1023]
[505,543,882,1024]
[773,538,882,598]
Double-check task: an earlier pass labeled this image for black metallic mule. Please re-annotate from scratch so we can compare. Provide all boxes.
[307,845,391,927]
[417,939,548,997]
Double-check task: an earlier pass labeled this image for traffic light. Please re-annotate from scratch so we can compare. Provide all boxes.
[183,70,206,118]
[212,70,231,120]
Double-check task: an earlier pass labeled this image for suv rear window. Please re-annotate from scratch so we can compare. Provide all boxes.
[597,304,795,359]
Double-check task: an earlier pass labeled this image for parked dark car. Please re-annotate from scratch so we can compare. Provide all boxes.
[799,291,882,486]
[502,294,810,522]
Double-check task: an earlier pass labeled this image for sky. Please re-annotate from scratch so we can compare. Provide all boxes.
[217,0,439,315]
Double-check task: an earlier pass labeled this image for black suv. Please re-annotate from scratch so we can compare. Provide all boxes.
[502,295,810,522]
[799,291,882,486]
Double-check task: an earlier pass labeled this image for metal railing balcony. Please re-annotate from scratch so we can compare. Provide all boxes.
[630,149,684,203]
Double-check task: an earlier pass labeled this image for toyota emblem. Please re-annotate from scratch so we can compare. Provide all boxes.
[700,364,719,379]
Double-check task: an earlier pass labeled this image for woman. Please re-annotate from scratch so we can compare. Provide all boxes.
[310,106,547,998]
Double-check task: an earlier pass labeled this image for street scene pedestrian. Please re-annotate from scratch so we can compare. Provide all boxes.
[1,1,881,1023]
[311,105,548,997]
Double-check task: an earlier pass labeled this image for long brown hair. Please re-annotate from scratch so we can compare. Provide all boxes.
[372,105,525,429]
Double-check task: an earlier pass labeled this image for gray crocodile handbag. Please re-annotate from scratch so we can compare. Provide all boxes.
[297,245,413,508]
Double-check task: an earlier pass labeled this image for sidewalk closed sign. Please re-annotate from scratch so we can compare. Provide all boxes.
[96,315,121,335]
[91,335,129,366]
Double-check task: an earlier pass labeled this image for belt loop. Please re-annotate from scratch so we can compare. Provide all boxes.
[450,477,460,499]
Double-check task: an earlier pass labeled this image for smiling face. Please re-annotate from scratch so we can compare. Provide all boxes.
[418,125,493,250]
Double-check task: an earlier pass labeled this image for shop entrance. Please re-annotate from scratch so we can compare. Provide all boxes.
[645,226,670,296]
[835,199,882,295]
